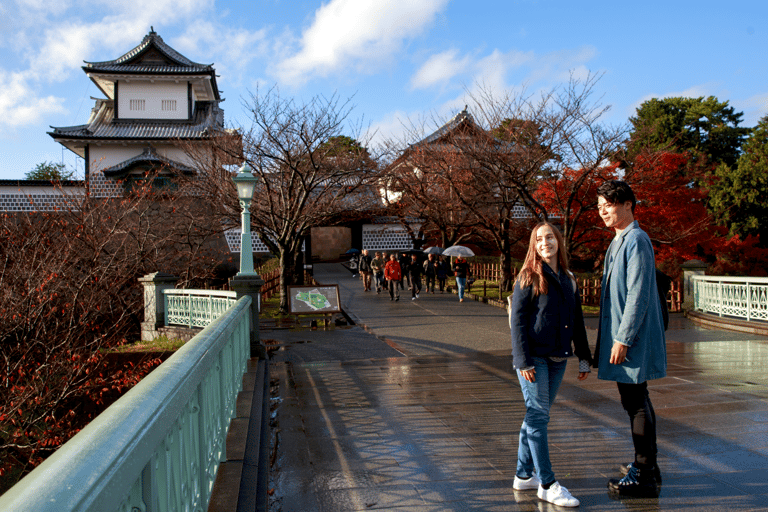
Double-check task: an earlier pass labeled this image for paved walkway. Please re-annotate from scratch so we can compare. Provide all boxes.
[264,263,768,511]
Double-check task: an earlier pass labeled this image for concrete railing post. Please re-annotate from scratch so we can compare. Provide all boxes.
[229,274,265,359]
[681,259,708,311]
[139,272,179,342]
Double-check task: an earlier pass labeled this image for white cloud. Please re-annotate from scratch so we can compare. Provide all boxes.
[410,49,471,90]
[0,70,67,127]
[273,0,450,86]
[740,92,768,125]
[174,20,269,88]
[408,45,596,105]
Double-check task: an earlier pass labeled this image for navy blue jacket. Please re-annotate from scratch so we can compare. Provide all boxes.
[508,264,592,370]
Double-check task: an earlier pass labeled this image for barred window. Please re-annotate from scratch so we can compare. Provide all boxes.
[129,99,146,111]
[162,99,177,111]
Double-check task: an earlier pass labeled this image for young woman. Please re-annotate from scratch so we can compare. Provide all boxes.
[508,222,592,508]
[452,256,471,302]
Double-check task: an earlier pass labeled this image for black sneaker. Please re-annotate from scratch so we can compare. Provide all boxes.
[608,465,659,497]
[619,462,662,485]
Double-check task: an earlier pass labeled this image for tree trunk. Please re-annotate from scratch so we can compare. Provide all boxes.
[499,219,515,292]
[278,249,292,314]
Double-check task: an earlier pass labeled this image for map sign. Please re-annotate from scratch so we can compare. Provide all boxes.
[288,285,341,314]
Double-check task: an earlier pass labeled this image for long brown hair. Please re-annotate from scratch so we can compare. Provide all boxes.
[516,222,570,296]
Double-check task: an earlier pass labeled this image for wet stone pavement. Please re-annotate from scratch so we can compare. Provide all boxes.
[264,263,768,511]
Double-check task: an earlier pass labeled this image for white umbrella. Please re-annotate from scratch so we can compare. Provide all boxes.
[442,245,475,257]
[423,246,444,255]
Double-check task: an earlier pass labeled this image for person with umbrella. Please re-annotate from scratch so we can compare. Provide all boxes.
[436,256,449,293]
[443,245,474,302]
[452,256,471,302]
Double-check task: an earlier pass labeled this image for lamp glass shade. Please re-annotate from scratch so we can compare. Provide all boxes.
[233,164,257,201]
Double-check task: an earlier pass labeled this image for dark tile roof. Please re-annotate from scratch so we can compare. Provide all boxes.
[0,180,84,187]
[83,29,213,74]
[102,146,196,177]
[412,107,475,147]
[48,101,224,141]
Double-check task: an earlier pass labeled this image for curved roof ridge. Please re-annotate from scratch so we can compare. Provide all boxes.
[84,29,212,70]
[102,145,196,177]
[412,106,477,147]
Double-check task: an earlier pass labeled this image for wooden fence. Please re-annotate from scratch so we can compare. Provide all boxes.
[255,268,316,300]
[469,262,683,312]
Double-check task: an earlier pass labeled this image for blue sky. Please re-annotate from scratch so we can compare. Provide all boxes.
[1,0,766,180]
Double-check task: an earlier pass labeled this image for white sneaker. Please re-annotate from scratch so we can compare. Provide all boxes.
[513,473,541,491]
[537,482,579,507]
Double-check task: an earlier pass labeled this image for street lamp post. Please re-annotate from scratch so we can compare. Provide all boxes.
[230,162,265,358]
[233,163,258,275]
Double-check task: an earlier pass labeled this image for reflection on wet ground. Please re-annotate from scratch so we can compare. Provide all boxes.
[266,264,768,511]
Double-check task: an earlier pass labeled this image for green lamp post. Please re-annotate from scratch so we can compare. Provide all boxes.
[233,163,258,275]
[230,162,265,358]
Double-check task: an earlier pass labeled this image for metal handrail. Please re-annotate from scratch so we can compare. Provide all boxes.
[0,297,252,512]
[164,288,238,328]
[692,275,768,322]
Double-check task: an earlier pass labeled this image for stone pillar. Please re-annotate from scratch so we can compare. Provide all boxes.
[229,273,266,359]
[681,259,708,310]
[139,272,179,342]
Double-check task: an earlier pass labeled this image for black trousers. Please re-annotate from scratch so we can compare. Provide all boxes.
[617,381,657,467]
[411,277,422,298]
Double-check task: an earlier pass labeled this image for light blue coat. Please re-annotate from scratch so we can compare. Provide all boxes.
[595,221,667,384]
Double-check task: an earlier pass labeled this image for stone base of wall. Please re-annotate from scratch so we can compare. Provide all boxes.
[311,226,351,261]
[685,309,768,336]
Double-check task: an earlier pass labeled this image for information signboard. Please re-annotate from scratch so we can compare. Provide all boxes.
[288,285,341,314]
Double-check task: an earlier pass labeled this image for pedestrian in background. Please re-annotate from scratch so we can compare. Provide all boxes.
[595,180,666,497]
[384,253,402,302]
[371,251,385,294]
[398,252,410,290]
[359,249,373,291]
[452,256,471,302]
[409,254,423,300]
[423,254,437,293]
[436,256,449,293]
[509,221,592,508]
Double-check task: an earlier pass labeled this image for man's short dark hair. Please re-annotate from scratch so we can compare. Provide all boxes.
[597,180,636,212]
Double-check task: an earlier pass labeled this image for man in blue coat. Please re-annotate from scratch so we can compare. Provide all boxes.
[594,181,666,497]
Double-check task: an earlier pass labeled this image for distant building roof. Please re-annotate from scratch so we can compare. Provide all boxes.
[412,107,476,147]
[82,28,220,101]
[84,28,213,74]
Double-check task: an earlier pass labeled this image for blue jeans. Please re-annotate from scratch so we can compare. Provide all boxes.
[456,277,466,299]
[516,357,568,485]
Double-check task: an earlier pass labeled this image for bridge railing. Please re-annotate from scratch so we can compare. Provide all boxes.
[693,275,768,322]
[164,288,238,328]
[0,296,253,512]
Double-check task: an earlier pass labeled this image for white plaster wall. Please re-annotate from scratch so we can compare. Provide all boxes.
[117,80,188,120]
[89,146,141,173]
[88,144,199,173]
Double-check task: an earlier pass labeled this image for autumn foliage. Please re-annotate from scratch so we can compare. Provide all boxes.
[0,179,230,489]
